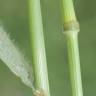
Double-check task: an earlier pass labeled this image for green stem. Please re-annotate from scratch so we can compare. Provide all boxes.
[62,0,76,23]
[61,0,83,96]
[66,31,83,96]
[29,0,50,96]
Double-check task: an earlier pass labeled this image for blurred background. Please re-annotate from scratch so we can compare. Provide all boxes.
[0,0,96,96]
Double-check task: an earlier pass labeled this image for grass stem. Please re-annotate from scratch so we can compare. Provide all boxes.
[61,0,83,96]
[29,0,50,96]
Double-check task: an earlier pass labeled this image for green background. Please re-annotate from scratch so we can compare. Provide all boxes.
[0,0,96,96]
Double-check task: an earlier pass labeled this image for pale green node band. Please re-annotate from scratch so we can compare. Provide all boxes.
[63,21,80,33]
[62,0,77,23]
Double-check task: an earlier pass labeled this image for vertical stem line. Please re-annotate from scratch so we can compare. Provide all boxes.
[62,0,76,23]
[66,32,83,96]
[29,0,50,96]
[61,0,83,96]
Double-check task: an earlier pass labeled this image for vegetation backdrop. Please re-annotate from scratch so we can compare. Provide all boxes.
[0,0,96,96]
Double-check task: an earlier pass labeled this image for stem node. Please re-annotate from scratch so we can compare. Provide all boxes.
[63,20,80,33]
